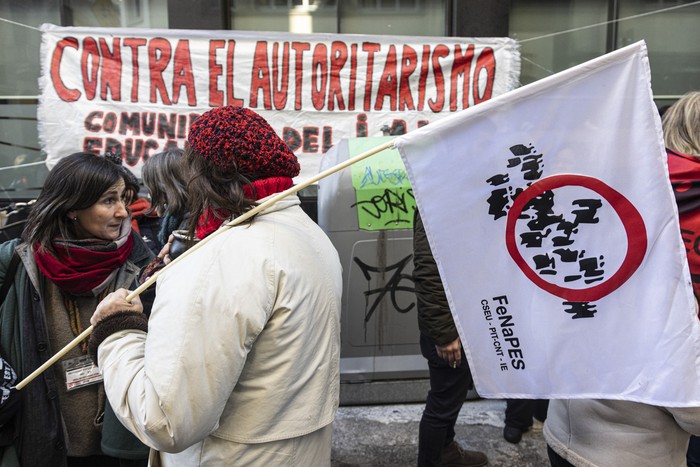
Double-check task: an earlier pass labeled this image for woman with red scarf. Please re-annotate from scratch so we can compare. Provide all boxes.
[0,153,154,467]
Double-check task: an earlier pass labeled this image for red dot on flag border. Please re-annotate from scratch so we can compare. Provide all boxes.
[505,174,647,302]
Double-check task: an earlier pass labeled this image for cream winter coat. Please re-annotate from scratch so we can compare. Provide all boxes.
[96,197,342,466]
[545,398,700,467]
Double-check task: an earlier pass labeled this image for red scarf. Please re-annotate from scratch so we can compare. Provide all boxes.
[668,148,700,302]
[129,197,155,234]
[195,176,293,239]
[34,233,134,296]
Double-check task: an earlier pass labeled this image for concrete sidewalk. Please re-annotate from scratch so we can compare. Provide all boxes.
[331,399,549,467]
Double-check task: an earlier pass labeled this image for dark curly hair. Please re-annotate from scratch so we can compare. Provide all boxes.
[23,152,136,253]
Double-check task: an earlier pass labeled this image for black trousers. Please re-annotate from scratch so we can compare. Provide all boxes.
[505,399,549,431]
[688,435,700,467]
[418,333,473,467]
[67,456,147,467]
[547,445,576,467]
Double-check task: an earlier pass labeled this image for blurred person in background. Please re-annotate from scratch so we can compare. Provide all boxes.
[413,208,488,467]
[663,91,700,467]
[140,148,189,251]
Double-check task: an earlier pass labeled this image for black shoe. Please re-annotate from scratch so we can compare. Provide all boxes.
[441,441,488,467]
[503,425,524,444]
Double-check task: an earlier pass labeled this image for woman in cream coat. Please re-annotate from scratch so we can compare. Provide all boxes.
[544,92,700,467]
[88,106,342,466]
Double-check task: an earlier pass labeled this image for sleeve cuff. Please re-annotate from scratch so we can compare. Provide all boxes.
[88,311,148,364]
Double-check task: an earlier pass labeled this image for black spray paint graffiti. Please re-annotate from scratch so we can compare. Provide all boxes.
[353,254,416,335]
[352,188,415,227]
[486,144,605,319]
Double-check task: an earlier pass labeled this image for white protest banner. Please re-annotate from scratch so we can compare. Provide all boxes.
[38,24,520,181]
[395,41,700,406]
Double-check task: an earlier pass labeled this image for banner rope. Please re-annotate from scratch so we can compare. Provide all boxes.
[0,17,40,31]
[520,56,555,77]
[2,1,700,45]
[517,1,700,44]
[1,2,698,101]
[0,161,46,171]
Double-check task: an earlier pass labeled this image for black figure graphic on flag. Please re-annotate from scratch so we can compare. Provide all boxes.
[486,144,647,318]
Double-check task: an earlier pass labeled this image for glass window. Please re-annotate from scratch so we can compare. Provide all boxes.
[232,0,340,33]
[339,0,443,36]
[509,0,609,86]
[0,0,169,202]
[230,0,445,35]
[0,1,58,198]
[66,0,169,28]
[0,2,58,97]
[509,0,700,105]
[616,0,700,105]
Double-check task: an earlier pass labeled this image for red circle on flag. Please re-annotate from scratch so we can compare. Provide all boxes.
[505,174,647,302]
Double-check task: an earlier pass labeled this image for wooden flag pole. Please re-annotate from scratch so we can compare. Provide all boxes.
[14,139,396,391]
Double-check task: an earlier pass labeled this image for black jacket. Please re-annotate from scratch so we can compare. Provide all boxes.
[0,233,154,467]
[412,209,459,345]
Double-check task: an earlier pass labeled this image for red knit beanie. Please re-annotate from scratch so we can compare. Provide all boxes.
[187,106,300,178]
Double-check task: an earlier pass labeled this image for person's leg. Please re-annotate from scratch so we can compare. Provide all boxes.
[67,453,146,466]
[687,435,700,467]
[503,399,534,443]
[418,333,473,467]
[529,399,550,433]
[533,399,550,422]
[547,445,576,467]
[505,399,534,430]
[68,455,120,467]
[118,459,148,467]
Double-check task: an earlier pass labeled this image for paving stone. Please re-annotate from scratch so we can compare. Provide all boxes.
[332,400,549,466]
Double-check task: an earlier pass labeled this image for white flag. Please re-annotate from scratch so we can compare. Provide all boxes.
[395,41,700,407]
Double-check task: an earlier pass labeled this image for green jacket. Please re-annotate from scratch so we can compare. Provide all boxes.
[0,240,26,393]
[412,209,459,345]
[0,235,154,466]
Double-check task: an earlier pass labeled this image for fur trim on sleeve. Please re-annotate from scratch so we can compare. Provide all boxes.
[88,311,148,364]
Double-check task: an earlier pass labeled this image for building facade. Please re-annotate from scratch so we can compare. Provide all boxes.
[0,0,698,401]
[1,0,698,197]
